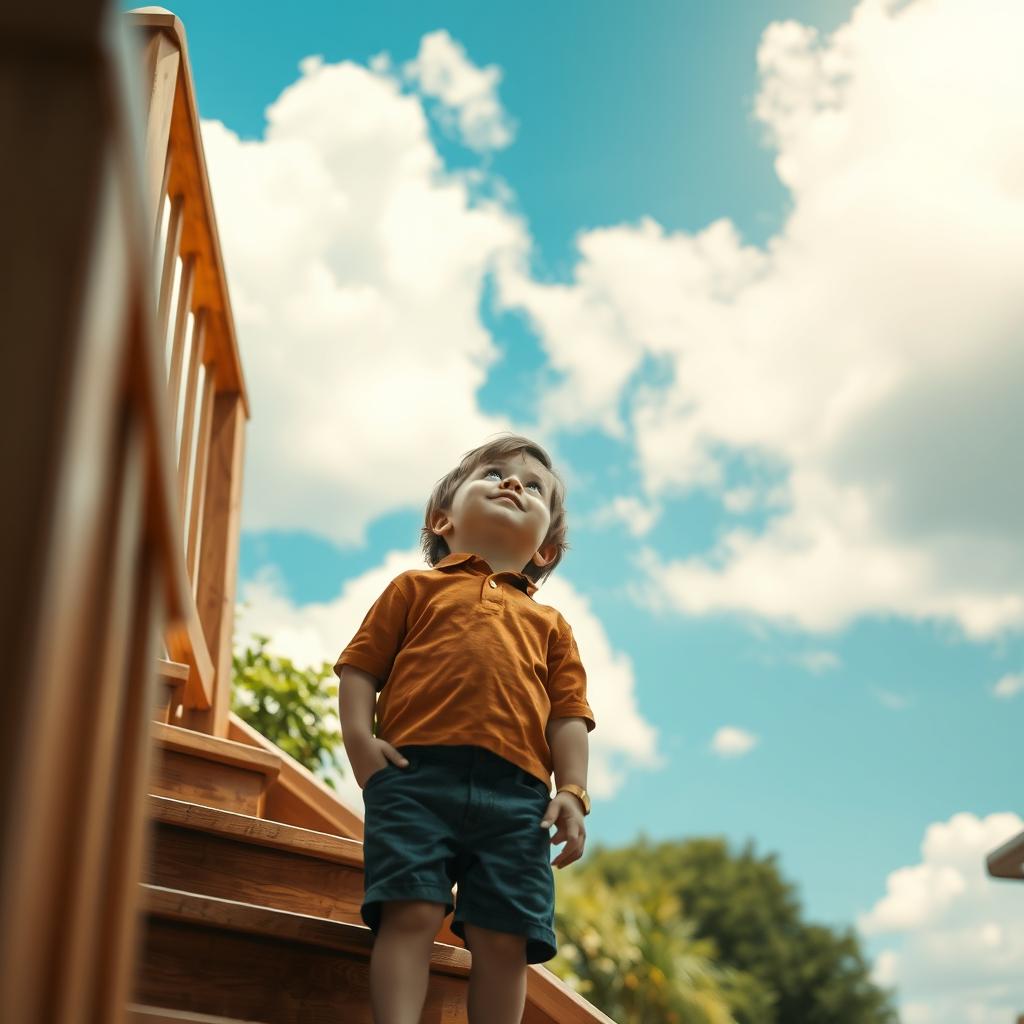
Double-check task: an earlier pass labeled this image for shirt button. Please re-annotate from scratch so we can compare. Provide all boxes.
[488,579,498,589]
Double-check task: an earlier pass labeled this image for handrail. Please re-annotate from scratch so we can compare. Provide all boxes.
[134,8,249,409]
[0,3,219,1018]
[130,6,250,735]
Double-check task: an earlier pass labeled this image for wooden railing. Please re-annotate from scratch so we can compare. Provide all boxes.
[135,8,250,738]
[0,3,247,1020]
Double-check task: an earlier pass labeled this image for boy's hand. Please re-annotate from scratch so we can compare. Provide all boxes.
[347,736,409,789]
[540,792,586,869]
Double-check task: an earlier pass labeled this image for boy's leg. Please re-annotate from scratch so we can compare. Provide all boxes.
[370,899,447,1024]
[464,923,529,1024]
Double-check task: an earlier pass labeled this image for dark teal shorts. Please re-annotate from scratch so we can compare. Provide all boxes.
[360,743,557,964]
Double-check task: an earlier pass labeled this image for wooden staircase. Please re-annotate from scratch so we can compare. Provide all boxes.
[0,4,615,1021]
[131,777,471,1020]
[130,711,614,1022]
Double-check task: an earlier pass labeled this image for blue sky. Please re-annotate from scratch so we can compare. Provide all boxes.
[133,2,1024,1019]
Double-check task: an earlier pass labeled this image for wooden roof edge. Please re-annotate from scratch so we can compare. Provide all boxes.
[127,7,251,419]
[986,830,1024,880]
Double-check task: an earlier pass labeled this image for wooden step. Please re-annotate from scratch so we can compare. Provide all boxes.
[143,797,616,1024]
[133,884,470,1023]
[145,794,460,947]
[150,722,282,816]
[128,1004,264,1023]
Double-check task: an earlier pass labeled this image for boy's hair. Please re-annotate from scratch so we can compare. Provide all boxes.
[420,434,568,586]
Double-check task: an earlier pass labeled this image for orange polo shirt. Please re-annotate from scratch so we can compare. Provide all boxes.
[334,551,596,789]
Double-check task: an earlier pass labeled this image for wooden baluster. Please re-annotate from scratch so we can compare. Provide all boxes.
[186,360,216,588]
[177,306,206,515]
[152,151,172,277]
[166,252,195,443]
[186,390,246,737]
[155,194,183,344]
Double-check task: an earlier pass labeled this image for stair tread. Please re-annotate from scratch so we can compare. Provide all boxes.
[147,794,364,866]
[140,883,472,977]
[127,1004,265,1023]
[156,659,190,682]
[152,721,283,778]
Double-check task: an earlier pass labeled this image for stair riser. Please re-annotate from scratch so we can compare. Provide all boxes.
[152,751,266,815]
[135,917,468,1023]
[148,824,365,924]
[148,811,466,948]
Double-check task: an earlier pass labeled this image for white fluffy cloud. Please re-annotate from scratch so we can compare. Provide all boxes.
[710,725,758,758]
[234,551,660,807]
[590,495,661,537]
[201,50,526,547]
[496,0,1024,639]
[859,812,1024,1024]
[992,672,1024,699]
[404,30,515,152]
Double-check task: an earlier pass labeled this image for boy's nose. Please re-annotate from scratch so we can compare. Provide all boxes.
[501,476,523,492]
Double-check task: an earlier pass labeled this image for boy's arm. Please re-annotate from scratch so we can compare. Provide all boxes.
[546,716,589,791]
[338,664,377,750]
[545,618,596,747]
[333,576,410,730]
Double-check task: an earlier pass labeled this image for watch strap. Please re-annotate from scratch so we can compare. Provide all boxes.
[556,783,591,815]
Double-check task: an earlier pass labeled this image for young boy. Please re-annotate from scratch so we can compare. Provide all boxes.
[334,434,595,1024]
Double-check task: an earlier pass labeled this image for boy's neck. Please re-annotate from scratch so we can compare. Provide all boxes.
[451,545,531,578]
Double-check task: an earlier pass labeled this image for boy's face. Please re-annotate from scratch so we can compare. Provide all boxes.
[433,451,557,572]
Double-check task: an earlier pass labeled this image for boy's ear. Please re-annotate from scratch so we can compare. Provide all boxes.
[531,541,558,569]
[431,509,454,538]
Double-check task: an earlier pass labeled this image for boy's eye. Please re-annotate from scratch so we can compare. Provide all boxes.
[483,467,543,494]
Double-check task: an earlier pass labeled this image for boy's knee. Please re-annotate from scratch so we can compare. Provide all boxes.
[464,923,528,961]
[380,899,446,935]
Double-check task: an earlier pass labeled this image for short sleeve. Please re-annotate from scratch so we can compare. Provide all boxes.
[546,618,596,732]
[333,578,409,692]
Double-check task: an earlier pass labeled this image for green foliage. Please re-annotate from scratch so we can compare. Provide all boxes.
[551,867,737,1024]
[563,837,898,1024]
[231,633,346,789]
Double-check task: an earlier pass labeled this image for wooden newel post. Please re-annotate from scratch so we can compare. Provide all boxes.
[185,389,246,737]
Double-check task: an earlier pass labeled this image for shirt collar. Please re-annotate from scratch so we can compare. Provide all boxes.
[434,551,539,597]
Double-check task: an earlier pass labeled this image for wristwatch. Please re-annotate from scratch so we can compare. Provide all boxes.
[556,784,591,815]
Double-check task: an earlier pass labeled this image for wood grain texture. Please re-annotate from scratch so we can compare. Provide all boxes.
[130,13,249,409]
[128,1004,266,1024]
[135,885,473,1023]
[186,390,245,735]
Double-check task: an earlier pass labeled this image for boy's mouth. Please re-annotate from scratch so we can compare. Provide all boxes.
[491,493,523,510]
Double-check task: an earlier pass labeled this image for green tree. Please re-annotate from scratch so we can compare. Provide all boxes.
[231,633,347,788]
[575,837,897,1024]
[551,864,737,1024]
